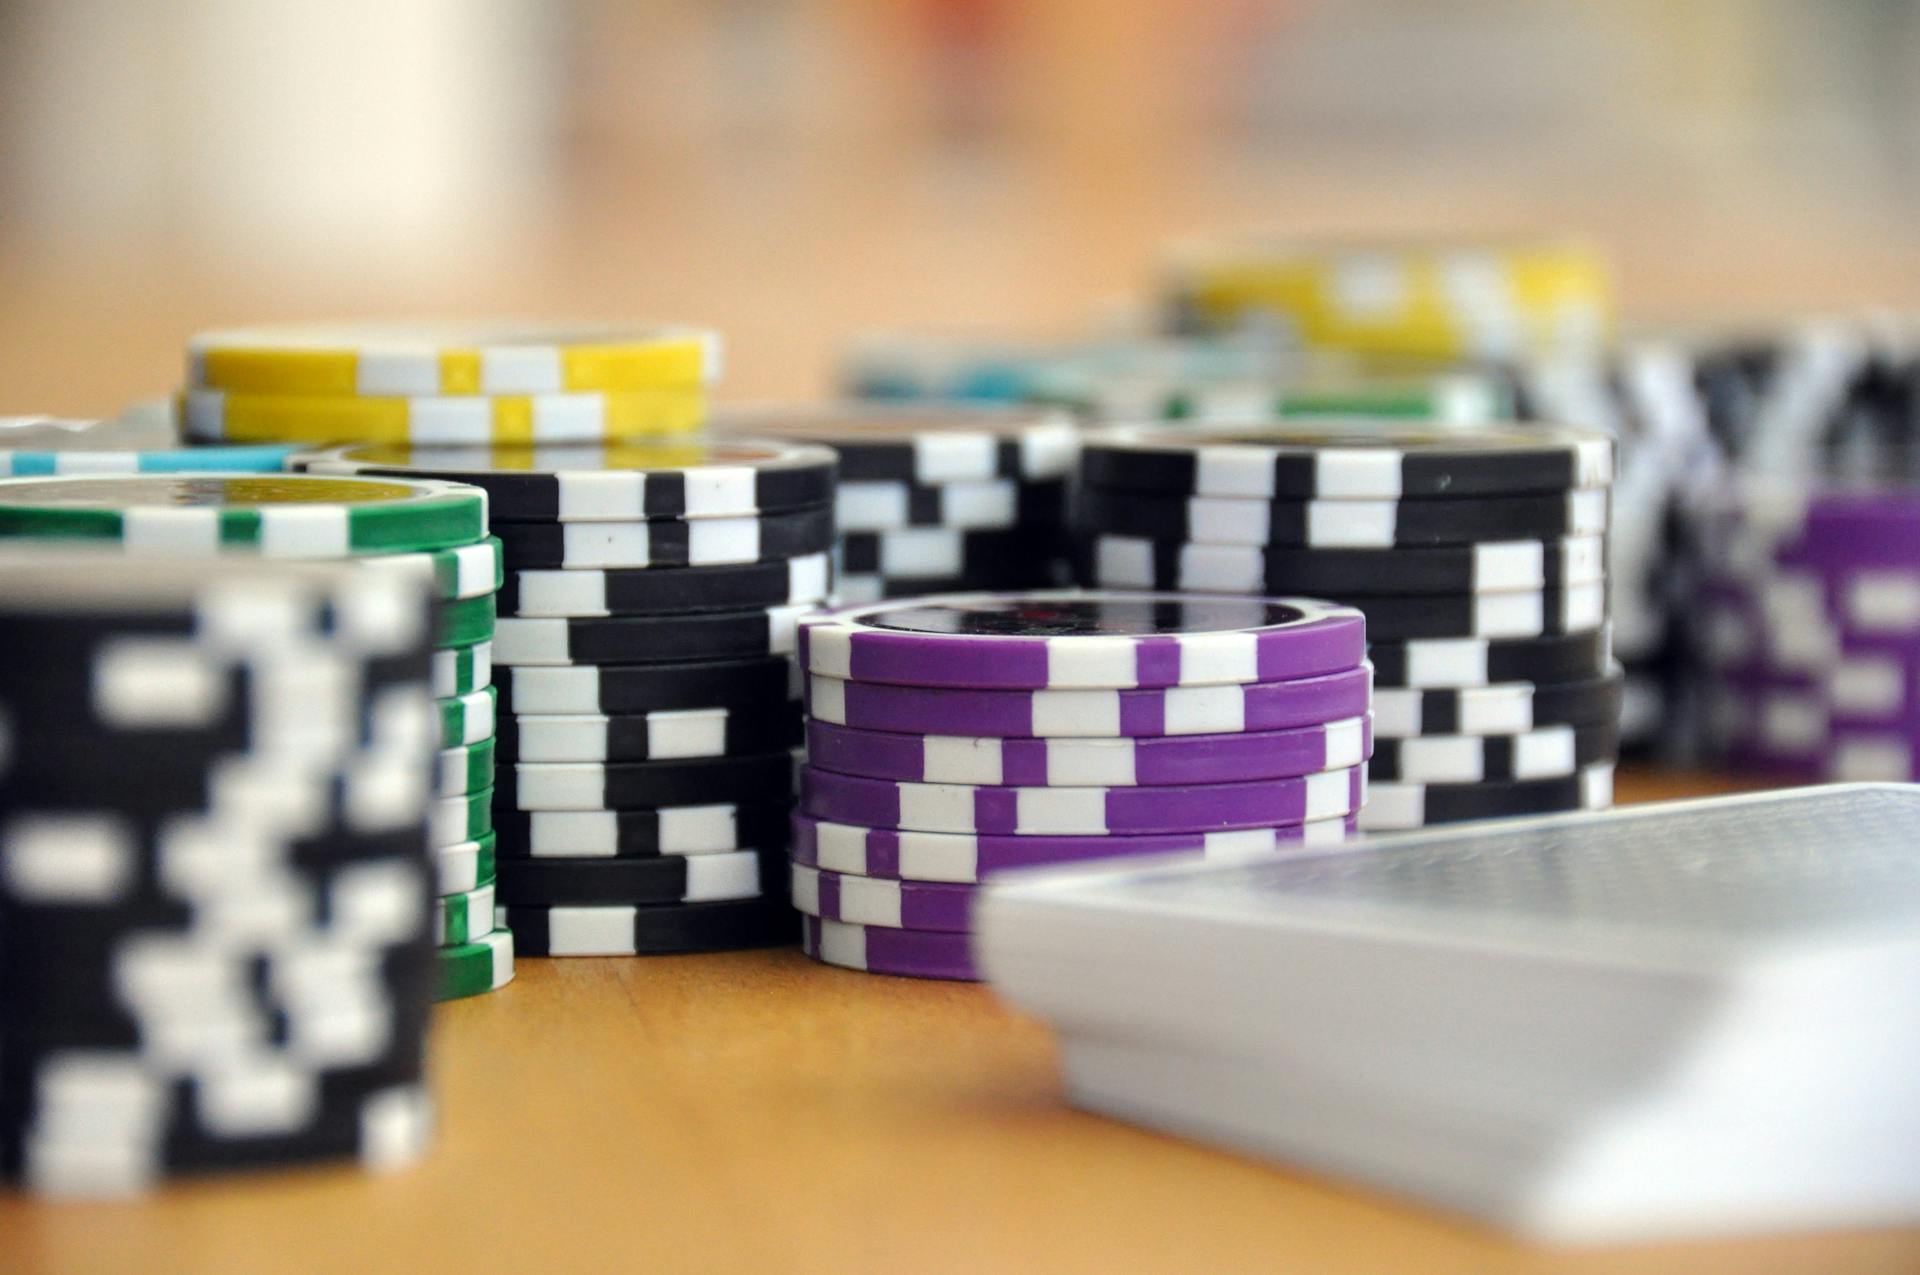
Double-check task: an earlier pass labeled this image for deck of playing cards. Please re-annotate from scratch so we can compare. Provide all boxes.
[976,784,1920,1243]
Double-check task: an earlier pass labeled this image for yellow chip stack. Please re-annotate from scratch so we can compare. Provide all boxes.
[179,323,723,447]
[1165,237,1612,363]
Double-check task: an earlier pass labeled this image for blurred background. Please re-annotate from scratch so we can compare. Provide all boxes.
[3,0,1919,413]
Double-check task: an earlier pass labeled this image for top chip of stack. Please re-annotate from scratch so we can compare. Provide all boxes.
[1162,236,1613,362]
[1073,421,1622,833]
[0,414,298,475]
[712,403,1078,603]
[181,322,722,447]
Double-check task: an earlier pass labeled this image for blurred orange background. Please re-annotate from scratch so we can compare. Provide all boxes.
[3,0,1918,412]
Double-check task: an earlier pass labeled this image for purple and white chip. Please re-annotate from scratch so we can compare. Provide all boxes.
[797,590,1366,690]
[805,662,1374,738]
[791,863,973,932]
[800,915,978,981]
[803,715,1371,786]
[798,763,1366,835]
[789,810,1358,882]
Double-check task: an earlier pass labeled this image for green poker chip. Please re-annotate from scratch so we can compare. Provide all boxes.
[431,640,493,697]
[435,593,496,649]
[436,926,515,1001]
[0,473,488,557]
[434,879,497,947]
[362,535,503,599]
[431,787,494,846]
[437,687,496,749]
[435,737,497,798]
[434,830,497,893]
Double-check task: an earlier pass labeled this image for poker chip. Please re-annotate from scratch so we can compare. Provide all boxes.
[437,927,516,1001]
[0,473,488,557]
[502,754,795,812]
[716,402,1077,482]
[0,438,298,476]
[491,803,792,859]
[1335,581,1608,642]
[493,849,778,906]
[1161,236,1612,361]
[801,916,975,981]
[491,504,834,569]
[180,386,706,446]
[438,687,498,748]
[291,437,836,521]
[503,897,795,956]
[431,788,494,844]
[1087,534,1607,596]
[803,716,1371,786]
[1373,671,1624,738]
[492,602,808,666]
[435,738,498,798]
[1073,484,1609,548]
[1358,762,1616,832]
[799,765,1366,835]
[1078,424,1613,500]
[837,476,1062,532]
[499,704,801,763]
[712,402,1077,602]
[798,592,1365,690]
[497,552,830,617]
[436,593,497,649]
[1368,720,1621,784]
[790,811,1358,883]
[430,641,493,698]
[1365,628,1614,690]
[360,536,504,600]
[805,663,1375,738]
[793,863,971,932]
[435,831,498,895]
[434,880,497,946]
[187,322,721,396]
[498,657,797,716]
[0,550,444,1194]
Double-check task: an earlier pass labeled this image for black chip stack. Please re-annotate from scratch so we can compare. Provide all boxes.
[712,404,1079,602]
[0,551,440,1196]
[1072,422,1623,831]
[291,440,841,956]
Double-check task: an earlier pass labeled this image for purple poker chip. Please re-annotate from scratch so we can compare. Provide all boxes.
[798,763,1366,835]
[797,590,1366,690]
[792,863,974,932]
[800,915,978,981]
[803,715,1371,786]
[806,661,1374,738]
[789,810,1360,882]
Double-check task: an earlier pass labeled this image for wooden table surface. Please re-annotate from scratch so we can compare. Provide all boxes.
[2,768,1915,1275]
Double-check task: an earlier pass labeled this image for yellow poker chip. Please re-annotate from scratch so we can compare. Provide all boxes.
[179,386,707,447]
[187,322,722,397]
[1166,238,1613,362]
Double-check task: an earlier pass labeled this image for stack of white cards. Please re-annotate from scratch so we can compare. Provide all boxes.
[976,784,1920,1244]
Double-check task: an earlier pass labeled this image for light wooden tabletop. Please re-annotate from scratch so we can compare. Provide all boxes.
[3,769,1916,1275]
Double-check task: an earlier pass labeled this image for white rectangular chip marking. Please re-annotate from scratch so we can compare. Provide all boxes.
[1315,449,1403,500]
[790,863,821,912]
[482,346,561,395]
[1195,446,1279,499]
[1324,716,1367,769]
[95,640,224,726]
[897,831,979,882]
[410,398,489,446]
[648,708,728,759]
[1826,655,1905,718]
[1048,635,1137,688]
[1474,541,1544,589]
[837,483,909,530]
[359,350,437,396]
[3,815,133,901]
[1182,632,1256,683]
[654,805,741,854]
[805,628,853,679]
[548,906,637,956]
[816,917,870,968]
[1513,725,1577,779]
[1030,688,1119,736]
[1161,684,1245,735]
[122,508,220,555]
[814,822,870,874]
[914,434,995,483]
[898,783,975,832]
[1846,573,1920,634]
[1828,736,1913,782]
[923,735,1003,785]
[685,853,761,901]
[1306,500,1396,548]
[556,473,638,520]
[1016,788,1106,834]
[1304,768,1354,819]
[1401,639,1487,688]
[837,875,904,928]
[1356,783,1424,831]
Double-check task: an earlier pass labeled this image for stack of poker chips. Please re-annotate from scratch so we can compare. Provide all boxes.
[712,404,1078,603]
[1161,236,1613,364]
[1694,475,1920,781]
[1074,425,1622,831]
[790,592,1374,981]
[0,471,512,1002]
[178,323,720,448]
[291,440,841,957]
[0,551,440,1196]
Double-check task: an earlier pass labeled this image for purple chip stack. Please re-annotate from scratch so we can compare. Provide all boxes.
[791,591,1376,980]
[1696,478,1920,781]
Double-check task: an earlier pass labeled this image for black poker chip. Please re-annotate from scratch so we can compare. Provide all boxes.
[1079,533,1608,596]
[493,849,782,906]
[496,702,801,763]
[492,504,834,569]
[496,657,797,716]
[1337,583,1607,642]
[492,605,808,667]
[1368,628,1615,689]
[1073,484,1609,548]
[500,753,797,812]
[503,897,797,955]
[1369,719,1621,783]
[490,802,793,859]
[497,553,831,617]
